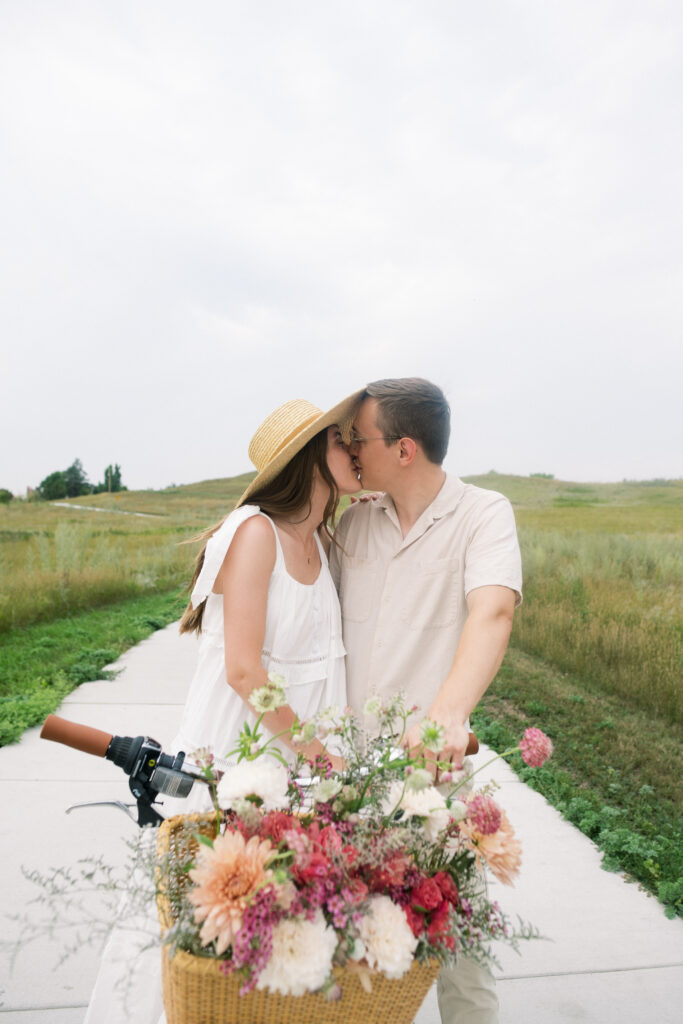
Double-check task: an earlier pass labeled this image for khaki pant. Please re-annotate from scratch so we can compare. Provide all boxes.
[436,956,499,1024]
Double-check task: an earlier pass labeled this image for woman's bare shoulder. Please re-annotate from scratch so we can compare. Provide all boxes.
[231,513,276,555]
[214,514,276,593]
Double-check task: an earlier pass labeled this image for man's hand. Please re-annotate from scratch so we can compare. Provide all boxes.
[403,718,470,780]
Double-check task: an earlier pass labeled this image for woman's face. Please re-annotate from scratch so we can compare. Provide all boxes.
[325,425,360,496]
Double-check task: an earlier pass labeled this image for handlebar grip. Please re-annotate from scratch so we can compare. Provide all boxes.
[466,732,479,756]
[40,714,113,759]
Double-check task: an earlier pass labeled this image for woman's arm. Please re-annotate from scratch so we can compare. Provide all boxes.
[215,516,332,762]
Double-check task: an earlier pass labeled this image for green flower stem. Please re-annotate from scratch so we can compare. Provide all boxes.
[444,746,519,800]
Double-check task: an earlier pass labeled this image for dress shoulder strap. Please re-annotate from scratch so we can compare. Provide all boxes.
[190,505,262,608]
[255,512,286,571]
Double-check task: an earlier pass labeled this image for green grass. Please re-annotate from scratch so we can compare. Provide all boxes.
[0,476,256,633]
[473,643,683,917]
[0,589,187,745]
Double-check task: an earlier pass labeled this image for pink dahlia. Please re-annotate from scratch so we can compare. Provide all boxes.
[459,808,522,886]
[466,795,502,835]
[187,831,274,954]
[519,728,553,767]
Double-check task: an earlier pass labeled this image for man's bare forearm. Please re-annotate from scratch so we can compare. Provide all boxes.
[430,604,513,725]
[405,586,516,765]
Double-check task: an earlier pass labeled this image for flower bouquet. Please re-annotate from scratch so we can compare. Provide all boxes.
[156,681,552,1024]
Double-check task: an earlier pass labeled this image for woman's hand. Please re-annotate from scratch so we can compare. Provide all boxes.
[349,492,382,504]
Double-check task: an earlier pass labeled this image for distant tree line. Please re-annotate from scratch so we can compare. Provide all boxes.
[36,460,127,500]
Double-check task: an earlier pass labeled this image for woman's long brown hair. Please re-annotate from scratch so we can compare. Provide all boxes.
[179,428,340,635]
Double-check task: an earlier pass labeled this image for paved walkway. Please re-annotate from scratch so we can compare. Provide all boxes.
[1,624,681,1023]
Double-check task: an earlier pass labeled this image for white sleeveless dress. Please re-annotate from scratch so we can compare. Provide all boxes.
[84,505,347,1024]
[168,505,346,801]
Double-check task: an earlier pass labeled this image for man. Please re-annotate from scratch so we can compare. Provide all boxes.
[330,377,522,1024]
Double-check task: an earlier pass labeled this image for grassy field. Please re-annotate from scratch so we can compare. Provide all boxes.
[1,471,681,913]
[0,475,254,633]
[465,472,683,916]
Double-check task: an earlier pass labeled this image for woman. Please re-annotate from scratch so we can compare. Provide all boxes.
[84,391,362,1024]
[167,393,362,800]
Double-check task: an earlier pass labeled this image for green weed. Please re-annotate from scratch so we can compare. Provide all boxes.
[0,589,187,745]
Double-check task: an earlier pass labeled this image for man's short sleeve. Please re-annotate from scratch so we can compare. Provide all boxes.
[463,494,523,605]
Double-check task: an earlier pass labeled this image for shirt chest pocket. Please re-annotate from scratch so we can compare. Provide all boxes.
[402,556,462,631]
[339,556,378,624]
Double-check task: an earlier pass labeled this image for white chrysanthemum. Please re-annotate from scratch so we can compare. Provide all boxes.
[217,759,288,811]
[359,896,417,979]
[256,911,337,996]
[383,780,450,840]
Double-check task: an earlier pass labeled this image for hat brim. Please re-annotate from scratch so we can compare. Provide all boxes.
[235,389,365,508]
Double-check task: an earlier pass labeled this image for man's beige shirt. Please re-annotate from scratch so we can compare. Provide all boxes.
[329,475,522,721]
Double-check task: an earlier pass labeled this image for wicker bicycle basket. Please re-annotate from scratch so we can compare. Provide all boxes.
[156,813,439,1024]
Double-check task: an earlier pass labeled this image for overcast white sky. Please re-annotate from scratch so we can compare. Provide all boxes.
[1,0,681,494]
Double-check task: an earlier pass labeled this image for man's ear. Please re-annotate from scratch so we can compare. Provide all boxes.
[398,437,418,465]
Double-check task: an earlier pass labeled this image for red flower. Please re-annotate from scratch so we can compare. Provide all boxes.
[294,849,330,884]
[434,871,459,906]
[369,854,411,891]
[410,877,442,912]
[345,878,369,904]
[342,844,360,868]
[319,825,343,856]
[427,901,455,950]
[259,811,300,844]
[404,905,425,937]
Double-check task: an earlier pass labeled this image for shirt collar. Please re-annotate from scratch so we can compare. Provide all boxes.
[378,474,467,546]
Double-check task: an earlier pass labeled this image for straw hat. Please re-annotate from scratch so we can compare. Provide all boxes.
[235,390,365,507]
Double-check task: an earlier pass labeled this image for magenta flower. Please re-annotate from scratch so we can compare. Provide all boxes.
[519,728,553,767]
[466,794,502,835]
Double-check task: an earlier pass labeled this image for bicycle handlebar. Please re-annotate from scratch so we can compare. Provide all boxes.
[41,715,113,758]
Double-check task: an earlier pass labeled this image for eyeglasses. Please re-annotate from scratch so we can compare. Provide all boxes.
[348,433,401,446]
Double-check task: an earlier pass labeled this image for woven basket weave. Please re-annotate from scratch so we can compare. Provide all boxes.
[157,813,439,1024]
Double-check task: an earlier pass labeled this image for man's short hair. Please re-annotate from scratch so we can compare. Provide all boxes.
[364,377,450,464]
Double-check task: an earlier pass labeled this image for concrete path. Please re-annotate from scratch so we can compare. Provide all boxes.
[1,624,681,1023]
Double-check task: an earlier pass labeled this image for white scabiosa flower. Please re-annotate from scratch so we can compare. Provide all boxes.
[217,759,288,812]
[256,911,337,996]
[249,676,287,714]
[419,719,446,750]
[383,780,450,840]
[312,778,342,804]
[359,895,417,979]
[363,695,381,716]
[448,799,468,822]
[291,720,317,745]
[405,768,433,792]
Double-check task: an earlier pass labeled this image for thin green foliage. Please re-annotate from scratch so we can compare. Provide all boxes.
[474,648,683,917]
[0,590,186,745]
